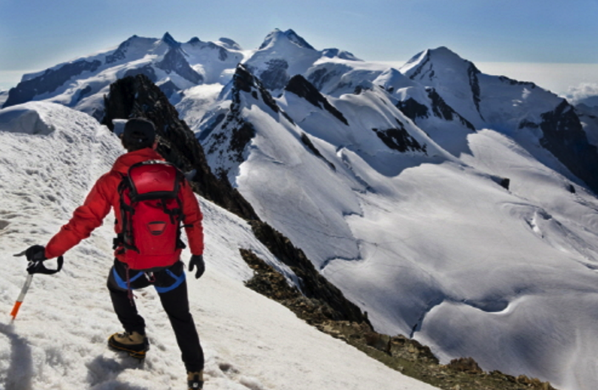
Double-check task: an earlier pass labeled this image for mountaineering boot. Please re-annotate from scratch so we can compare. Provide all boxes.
[187,371,204,389]
[108,330,150,359]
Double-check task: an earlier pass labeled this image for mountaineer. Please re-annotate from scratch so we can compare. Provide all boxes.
[24,118,206,389]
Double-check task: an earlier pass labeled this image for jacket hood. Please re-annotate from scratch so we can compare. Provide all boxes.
[112,148,164,174]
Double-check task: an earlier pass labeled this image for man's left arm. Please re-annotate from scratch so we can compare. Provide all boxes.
[44,176,113,259]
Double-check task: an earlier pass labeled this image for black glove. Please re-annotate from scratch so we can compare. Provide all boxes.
[25,245,47,262]
[22,245,63,275]
[189,255,205,279]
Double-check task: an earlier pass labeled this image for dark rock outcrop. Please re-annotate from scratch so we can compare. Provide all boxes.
[300,133,336,171]
[427,88,476,131]
[234,64,282,117]
[285,75,349,125]
[373,119,427,154]
[397,88,475,132]
[397,98,429,121]
[201,64,295,175]
[467,63,482,115]
[538,100,598,194]
[156,48,204,85]
[241,222,369,324]
[201,66,263,174]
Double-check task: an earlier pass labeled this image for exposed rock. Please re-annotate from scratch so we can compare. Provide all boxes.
[373,119,427,154]
[498,76,537,89]
[235,64,282,115]
[407,52,432,81]
[467,63,482,115]
[202,64,296,179]
[427,88,476,131]
[539,100,598,195]
[285,74,348,125]
[259,29,315,51]
[447,357,483,374]
[300,133,336,171]
[73,85,93,105]
[246,222,369,324]
[202,66,260,174]
[397,98,430,121]
[499,178,510,190]
[156,48,204,85]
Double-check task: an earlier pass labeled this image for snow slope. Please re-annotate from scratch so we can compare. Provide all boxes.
[196,61,598,390]
[0,102,438,390]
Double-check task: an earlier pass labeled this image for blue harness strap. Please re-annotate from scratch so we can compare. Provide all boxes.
[112,267,185,293]
[154,269,186,294]
[112,267,144,290]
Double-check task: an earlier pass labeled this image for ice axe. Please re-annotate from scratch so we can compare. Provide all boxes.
[10,250,64,320]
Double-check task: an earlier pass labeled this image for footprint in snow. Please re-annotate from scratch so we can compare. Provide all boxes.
[203,359,267,390]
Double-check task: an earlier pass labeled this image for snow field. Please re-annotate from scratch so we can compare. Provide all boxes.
[209,60,598,389]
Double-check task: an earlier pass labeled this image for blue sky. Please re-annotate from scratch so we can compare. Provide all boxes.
[1,0,597,93]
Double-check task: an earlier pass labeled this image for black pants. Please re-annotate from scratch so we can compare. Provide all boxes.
[107,259,204,372]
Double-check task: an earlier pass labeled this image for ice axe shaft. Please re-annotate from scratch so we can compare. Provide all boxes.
[10,274,33,320]
[11,250,31,320]
[10,250,64,320]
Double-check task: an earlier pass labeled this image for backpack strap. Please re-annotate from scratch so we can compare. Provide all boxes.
[115,171,140,253]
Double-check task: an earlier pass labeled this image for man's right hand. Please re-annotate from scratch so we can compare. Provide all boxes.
[25,245,46,261]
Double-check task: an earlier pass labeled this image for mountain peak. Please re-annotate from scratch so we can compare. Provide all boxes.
[427,46,471,65]
[259,28,315,51]
[161,32,180,48]
[401,46,480,79]
[321,48,361,61]
[217,37,242,50]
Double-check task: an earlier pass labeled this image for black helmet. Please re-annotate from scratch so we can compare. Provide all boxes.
[121,118,156,151]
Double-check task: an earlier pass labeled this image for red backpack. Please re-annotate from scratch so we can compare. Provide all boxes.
[116,160,186,270]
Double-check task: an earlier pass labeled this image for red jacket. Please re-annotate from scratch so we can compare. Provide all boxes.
[45,148,204,262]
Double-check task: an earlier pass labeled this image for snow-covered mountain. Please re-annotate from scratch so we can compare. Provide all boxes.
[5,28,598,390]
[1,29,355,120]
[196,56,598,390]
[0,101,437,390]
[2,32,247,119]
